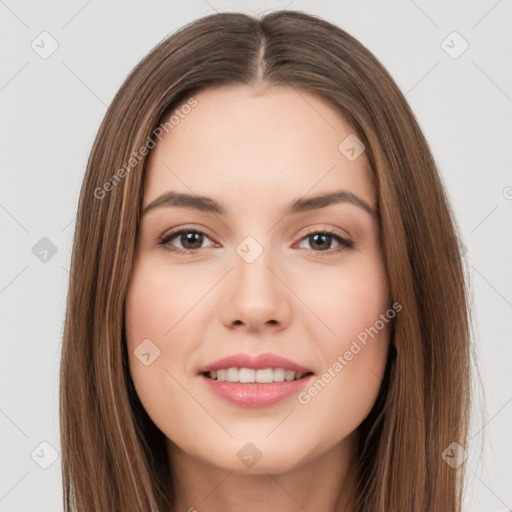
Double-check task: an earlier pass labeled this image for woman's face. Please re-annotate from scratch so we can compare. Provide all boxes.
[125,84,391,474]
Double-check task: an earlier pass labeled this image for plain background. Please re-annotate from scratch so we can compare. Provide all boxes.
[1,0,511,510]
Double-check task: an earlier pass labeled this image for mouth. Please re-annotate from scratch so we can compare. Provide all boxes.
[199,370,315,408]
[197,353,315,408]
[202,368,314,383]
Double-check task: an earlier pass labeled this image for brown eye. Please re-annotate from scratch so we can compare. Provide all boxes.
[177,231,204,250]
[158,227,354,257]
[297,231,354,254]
[159,228,215,254]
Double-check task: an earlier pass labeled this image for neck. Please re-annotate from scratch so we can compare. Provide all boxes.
[167,431,359,512]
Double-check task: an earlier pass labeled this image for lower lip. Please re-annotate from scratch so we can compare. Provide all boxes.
[200,373,314,408]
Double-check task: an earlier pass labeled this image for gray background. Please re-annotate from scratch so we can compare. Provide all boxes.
[1,0,511,510]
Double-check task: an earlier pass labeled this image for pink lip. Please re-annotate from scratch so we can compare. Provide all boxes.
[197,352,313,374]
[197,352,315,408]
[200,374,315,408]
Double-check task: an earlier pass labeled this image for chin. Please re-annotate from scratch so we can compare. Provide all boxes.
[203,436,315,475]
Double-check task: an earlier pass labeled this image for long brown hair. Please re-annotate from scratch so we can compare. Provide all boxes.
[59,10,473,511]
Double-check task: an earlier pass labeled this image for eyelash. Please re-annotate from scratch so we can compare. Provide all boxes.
[158,226,355,257]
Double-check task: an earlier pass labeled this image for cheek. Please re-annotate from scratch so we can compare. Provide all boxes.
[124,258,223,438]
[300,323,390,435]
[334,275,389,345]
[295,255,391,430]
[124,261,190,430]
[300,252,389,345]
[331,258,391,379]
[125,259,211,344]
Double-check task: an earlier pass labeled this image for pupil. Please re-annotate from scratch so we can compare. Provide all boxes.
[183,232,202,249]
[311,233,330,250]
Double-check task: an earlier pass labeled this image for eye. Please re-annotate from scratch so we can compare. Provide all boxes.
[158,227,354,257]
[296,230,354,255]
[158,227,216,254]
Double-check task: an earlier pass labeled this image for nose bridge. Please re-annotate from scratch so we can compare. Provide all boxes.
[233,233,278,294]
[220,231,291,330]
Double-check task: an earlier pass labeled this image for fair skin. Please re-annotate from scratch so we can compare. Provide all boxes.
[125,84,391,512]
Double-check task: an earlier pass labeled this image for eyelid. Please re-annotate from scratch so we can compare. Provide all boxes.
[295,223,351,240]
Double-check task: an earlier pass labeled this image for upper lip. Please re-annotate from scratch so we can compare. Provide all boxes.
[198,353,314,374]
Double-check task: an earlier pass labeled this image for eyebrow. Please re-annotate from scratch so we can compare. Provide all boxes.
[142,189,378,218]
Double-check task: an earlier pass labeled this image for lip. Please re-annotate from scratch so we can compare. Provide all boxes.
[200,373,315,408]
[197,352,315,408]
[197,352,313,374]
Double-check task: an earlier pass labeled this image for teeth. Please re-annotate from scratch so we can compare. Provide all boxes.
[256,368,274,383]
[208,367,308,383]
[226,367,238,382]
[239,368,255,383]
[273,368,285,382]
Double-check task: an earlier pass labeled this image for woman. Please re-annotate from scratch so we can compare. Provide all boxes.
[59,10,472,511]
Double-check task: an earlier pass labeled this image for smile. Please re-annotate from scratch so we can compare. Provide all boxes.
[198,352,315,407]
[204,367,312,383]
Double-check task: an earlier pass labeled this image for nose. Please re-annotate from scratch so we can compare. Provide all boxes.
[220,248,292,333]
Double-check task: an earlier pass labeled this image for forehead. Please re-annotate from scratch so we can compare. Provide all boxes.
[143,85,375,212]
